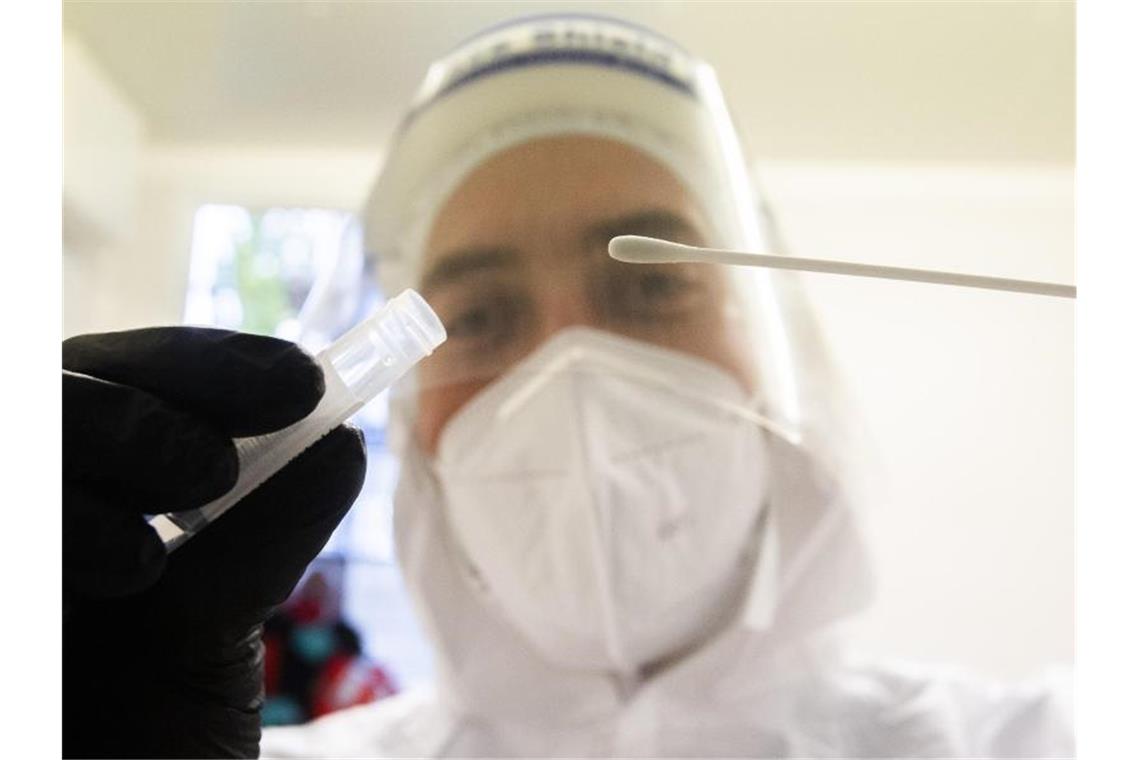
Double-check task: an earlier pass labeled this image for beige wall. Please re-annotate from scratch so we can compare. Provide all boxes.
[63,33,143,337]
[764,165,1073,679]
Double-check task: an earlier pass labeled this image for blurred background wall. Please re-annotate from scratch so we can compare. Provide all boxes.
[62,1,1073,685]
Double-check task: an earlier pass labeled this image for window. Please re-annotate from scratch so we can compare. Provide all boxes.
[184,204,435,700]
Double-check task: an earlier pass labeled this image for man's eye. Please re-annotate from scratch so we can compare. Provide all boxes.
[594,263,712,327]
[634,272,689,301]
[445,298,520,342]
[449,308,490,337]
[612,270,697,315]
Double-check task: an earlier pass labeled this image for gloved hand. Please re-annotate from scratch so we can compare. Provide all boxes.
[62,327,367,758]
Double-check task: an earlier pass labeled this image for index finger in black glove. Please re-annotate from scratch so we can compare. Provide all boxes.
[63,326,325,437]
[63,371,240,514]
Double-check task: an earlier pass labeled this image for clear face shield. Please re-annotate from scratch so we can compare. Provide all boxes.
[339,15,872,672]
[362,21,808,453]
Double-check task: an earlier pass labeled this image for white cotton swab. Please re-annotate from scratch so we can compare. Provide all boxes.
[608,236,1076,299]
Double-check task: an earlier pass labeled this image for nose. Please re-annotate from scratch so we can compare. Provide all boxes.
[533,285,600,344]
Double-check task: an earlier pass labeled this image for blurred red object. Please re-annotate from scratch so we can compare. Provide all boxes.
[312,652,399,717]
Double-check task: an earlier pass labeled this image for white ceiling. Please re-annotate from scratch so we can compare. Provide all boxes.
[63,0,1074,164]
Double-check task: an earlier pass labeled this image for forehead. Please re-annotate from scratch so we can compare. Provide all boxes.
[423,135,706,264]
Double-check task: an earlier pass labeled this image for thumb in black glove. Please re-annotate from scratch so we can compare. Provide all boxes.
[63,327,367,758]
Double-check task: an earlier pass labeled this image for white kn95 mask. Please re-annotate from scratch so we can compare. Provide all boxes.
[434,327,771,675]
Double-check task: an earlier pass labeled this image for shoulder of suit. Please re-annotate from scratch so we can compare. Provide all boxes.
[805,656,1074,757]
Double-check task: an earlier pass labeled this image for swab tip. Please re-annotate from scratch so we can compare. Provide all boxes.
[608,235,689,264]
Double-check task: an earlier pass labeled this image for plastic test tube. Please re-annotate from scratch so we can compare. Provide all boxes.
[149,289,447,552]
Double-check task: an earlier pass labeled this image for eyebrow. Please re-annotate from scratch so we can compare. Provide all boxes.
[420,246,521,293]
[581,208,703,251]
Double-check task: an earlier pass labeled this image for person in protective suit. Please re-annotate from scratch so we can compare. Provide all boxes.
[63,14,1072,759]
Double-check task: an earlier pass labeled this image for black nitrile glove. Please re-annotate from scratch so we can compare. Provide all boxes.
[62,327,367,758]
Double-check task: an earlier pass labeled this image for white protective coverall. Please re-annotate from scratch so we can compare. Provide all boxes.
[264,14,1073,758]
